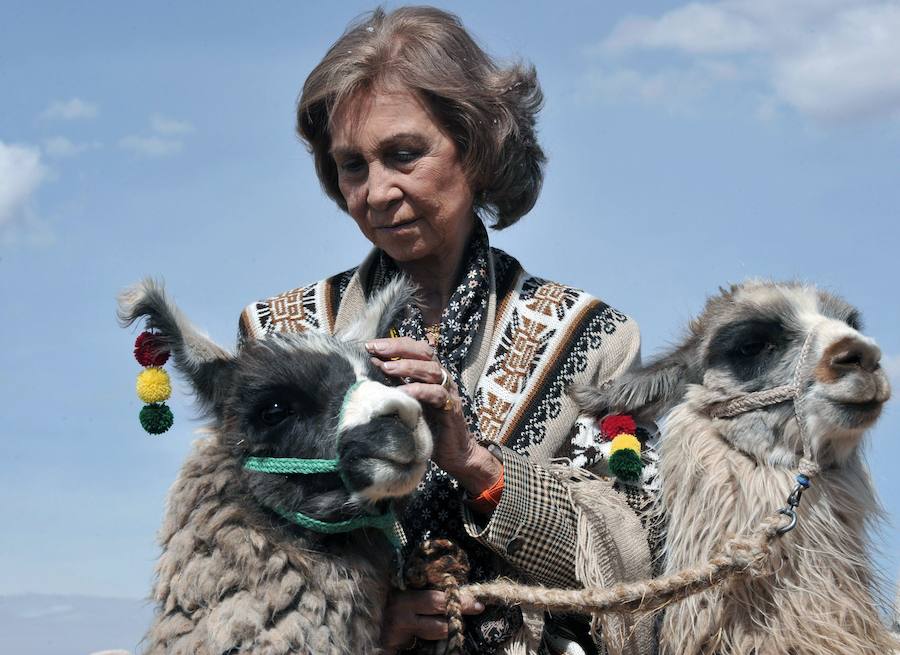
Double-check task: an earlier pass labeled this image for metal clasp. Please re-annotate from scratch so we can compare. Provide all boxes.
[775,474,810,535]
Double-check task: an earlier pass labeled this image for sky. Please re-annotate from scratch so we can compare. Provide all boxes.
[2,0,899,620]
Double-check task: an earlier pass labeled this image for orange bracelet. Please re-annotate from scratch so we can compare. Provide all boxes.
[468,465,504,514]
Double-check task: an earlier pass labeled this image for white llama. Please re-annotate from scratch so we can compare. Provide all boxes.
[576,281,897,654]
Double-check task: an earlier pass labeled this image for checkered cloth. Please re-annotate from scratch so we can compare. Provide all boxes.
[463,445,579,588]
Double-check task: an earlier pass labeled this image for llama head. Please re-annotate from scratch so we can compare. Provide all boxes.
[575,281,890,467]
[118,278,432,525]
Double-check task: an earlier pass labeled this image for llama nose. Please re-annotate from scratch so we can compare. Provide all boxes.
[371,388,422,430]
[828,339,881,375]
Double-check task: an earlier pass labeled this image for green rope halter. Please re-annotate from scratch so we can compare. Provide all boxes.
[243,457,340,475]
[242,380,404,548]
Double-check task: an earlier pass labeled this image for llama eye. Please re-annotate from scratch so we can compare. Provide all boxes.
[737,341,769,358]
[260,402,294,426]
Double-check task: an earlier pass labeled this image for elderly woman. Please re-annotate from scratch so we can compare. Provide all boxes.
[239,7,653,654]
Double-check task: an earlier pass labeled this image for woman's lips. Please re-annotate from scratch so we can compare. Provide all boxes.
[375,217,420,231]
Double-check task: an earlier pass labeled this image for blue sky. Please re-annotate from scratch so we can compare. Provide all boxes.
[2,0,899,610]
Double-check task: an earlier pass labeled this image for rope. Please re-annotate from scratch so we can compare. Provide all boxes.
[442,573,465,654]
[272,505,401,546]
[459,514,787,617]
[243,457,339,474]
[706,385,797,419]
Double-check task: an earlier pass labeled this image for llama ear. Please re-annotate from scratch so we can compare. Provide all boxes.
[571,340,698,420]
[338,277,419,343]
[118,278,234,412]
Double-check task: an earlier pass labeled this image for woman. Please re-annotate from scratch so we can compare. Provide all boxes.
[239,7,654,654]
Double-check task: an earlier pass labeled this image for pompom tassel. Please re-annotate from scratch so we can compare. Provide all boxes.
[599,414,637,441]
[140,403,174,434]
[134,331,170,367]
[608,448,643,482]
[136,367,171,404]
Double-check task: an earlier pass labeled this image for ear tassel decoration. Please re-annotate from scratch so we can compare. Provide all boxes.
[133,331,174,434]
[599,414,644,482]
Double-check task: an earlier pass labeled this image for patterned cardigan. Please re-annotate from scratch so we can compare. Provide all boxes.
[238,246,646,595]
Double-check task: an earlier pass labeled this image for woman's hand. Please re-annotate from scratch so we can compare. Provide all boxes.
[380,588,485,653]
[366,337,502,495]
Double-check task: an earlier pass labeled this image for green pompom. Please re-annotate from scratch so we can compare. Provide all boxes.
[608,448,643,482]
[140,403,174,435]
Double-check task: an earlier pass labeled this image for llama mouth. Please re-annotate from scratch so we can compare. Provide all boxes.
[355,457,427,501]
[830,399,884,425]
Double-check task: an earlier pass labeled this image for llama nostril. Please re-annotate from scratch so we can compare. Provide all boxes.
[831,351,862,368]
[830,344,880,374]
[817,338,883,382]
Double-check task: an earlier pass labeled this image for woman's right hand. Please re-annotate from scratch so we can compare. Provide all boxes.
[380,588,485,652]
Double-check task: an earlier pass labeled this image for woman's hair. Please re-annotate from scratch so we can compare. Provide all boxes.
[297,5,546,229]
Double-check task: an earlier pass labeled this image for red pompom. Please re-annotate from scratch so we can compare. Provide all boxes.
[598,414,637,441]
[134,331,170,367]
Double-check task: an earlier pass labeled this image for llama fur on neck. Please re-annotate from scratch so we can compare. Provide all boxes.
[656,388,896,655]
[144,434,391,655]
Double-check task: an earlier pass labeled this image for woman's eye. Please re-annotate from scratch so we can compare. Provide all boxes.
[260,402,294,426]
[392,150,421,164]
[338,158,365,175]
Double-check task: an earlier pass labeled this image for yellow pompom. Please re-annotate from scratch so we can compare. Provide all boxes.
[136,367,171,404]
[609,433,641,455]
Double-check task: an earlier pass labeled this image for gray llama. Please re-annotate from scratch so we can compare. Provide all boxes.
[576,280,897,654]
[118,278,432,655]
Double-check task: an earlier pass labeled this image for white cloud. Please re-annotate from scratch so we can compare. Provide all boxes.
[0,141,46,226]
[150,115,195,136]
[43,136,101,158]
[40,98,99,120]
[118,135,183,157]
[585,66,712,111]
[119,114,194,157]
[584,59,741,111]
[601,4,767,55]
[591,0,900,123]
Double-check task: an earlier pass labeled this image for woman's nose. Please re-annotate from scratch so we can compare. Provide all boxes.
[366,163,402,210]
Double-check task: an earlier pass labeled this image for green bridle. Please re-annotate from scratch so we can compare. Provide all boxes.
[242,380,404,548]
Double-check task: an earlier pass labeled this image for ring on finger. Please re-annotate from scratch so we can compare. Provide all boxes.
[442,396,454,412]
[439,367,451,390]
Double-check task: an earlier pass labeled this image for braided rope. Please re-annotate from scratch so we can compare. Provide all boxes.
[243,457,339,474]
[460,514,786,616]
[442,573,465,654]
[706,385,797,419]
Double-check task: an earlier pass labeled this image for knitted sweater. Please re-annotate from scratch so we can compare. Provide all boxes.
[240,246,655,654]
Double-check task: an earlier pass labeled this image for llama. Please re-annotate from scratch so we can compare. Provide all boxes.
[575,280,897,654]
[118,278,432,655]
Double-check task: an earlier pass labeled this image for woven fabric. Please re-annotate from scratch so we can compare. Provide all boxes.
[463,446,579,588]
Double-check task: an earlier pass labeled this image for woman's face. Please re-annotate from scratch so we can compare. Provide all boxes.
[330,87,475,266]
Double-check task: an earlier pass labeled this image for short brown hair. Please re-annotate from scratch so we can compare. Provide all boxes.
[297,6,546,229]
